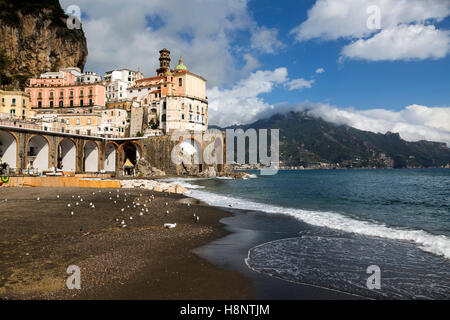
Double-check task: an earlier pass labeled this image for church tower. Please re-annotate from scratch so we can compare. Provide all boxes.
[156,48,171,76]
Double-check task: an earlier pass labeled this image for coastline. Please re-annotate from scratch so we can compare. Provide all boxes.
[0,186,252,300]
[0,183,363,300]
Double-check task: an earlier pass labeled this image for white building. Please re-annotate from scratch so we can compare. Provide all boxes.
[77,71,102,84]
[104,69,144,103]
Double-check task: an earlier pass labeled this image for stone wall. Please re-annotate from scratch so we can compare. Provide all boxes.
[140,135,178,174]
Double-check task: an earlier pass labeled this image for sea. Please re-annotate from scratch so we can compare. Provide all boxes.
[164,169,450,299]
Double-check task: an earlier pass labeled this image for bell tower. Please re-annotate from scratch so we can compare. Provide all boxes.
[156,48,171,76]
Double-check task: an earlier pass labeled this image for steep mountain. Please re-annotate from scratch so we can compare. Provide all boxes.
[223,111,450,169]
[0,0,88,88]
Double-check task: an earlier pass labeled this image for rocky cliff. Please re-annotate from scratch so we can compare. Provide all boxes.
[0,0,88,87]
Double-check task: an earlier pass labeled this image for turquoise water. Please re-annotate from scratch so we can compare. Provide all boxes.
[168,169,450,299]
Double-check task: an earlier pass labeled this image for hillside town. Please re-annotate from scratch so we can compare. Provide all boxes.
[0,48,208,138]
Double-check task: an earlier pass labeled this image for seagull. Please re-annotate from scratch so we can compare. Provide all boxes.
[165,202,168,206]
[76,202,79,206]
[187,203,191,208]
[166,210,169,215]
[71,211,74,216]
[122,225,127,228]
[139,212,143,216]
[121,208,125,212]
[196,216,200,223]
[91,205,95,209]
[68,204,71,207]
[121,220,125,225]
[130,217,133,220]
[193,213,196,217]
[164,223,176,229]
[57,195,60,199]
[36,197,40,201]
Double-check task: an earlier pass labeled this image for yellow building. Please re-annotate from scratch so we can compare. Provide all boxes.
[0,90,34,119]
[56,113,102,136]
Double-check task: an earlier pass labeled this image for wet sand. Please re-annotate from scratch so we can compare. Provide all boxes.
[0,187,252,299]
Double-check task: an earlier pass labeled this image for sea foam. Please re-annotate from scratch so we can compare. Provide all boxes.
[188,189,450,261]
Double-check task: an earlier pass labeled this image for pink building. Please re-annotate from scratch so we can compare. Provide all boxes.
[26,68,105,110]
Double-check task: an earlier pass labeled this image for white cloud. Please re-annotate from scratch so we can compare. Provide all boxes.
[341,24,450,61]
[291,0,450,41]
[208,68,288,127]
[298,103,450,146]
[286,78,315,90]
[315,68,325,74]
[250,26,285,54]
[290,0,450,62]
[59,0,263,87]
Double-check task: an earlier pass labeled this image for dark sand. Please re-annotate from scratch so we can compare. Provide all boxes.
[0,187,252,299]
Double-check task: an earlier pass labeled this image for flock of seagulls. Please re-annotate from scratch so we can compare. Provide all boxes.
[29,189,201,231]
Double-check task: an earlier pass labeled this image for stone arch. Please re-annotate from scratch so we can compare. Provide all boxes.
[57,138,77,172]
[0,130,18,170]
[25,134,51,172]
[103,141,119,172]
[119,141,143,166]
[82,140,100,172]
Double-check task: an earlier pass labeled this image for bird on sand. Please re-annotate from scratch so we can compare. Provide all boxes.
[164,223,176,229]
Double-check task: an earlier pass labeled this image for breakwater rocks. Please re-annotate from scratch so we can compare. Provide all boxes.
[120,179,187,195]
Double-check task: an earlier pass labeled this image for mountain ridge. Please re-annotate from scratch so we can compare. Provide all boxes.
[212,110,450,169]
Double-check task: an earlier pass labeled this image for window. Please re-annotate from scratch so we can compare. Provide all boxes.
[23,99,26,105]
[59,101,63,107]
[22,110,25,116]
[179,78,182,87]
[89,99,93,105]
[49,92,53,99]
[38,92,42,98]
[66,119,70,125]
[70,100,73,107]
[80,99,83,106]
[11,98,16,105]
[80,90,84,96]
[61,119,64,123]
[89,89,93,96]
[50,101,54,108]
[10,109,15,115]
[189,114,192,121]
[60,91,64,97]
[70,90,74,97]
[87,118,91,124]
[182,114,185,120]
[189,104,192,111]
[38,101,42,108]
[1,98,4,103]
[76,118,80,125]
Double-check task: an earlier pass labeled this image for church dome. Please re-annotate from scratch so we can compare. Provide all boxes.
[175,57,187,71]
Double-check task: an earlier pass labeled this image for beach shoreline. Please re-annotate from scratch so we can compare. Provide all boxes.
[0,186,252,300]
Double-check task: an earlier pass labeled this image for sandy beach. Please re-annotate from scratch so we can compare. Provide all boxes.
[0,187,252,300]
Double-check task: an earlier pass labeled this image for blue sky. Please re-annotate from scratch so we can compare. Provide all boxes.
[245,0,450,110]
[60,0,450,144]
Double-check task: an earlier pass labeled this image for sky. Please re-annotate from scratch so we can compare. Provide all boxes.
[59,0,450,145]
